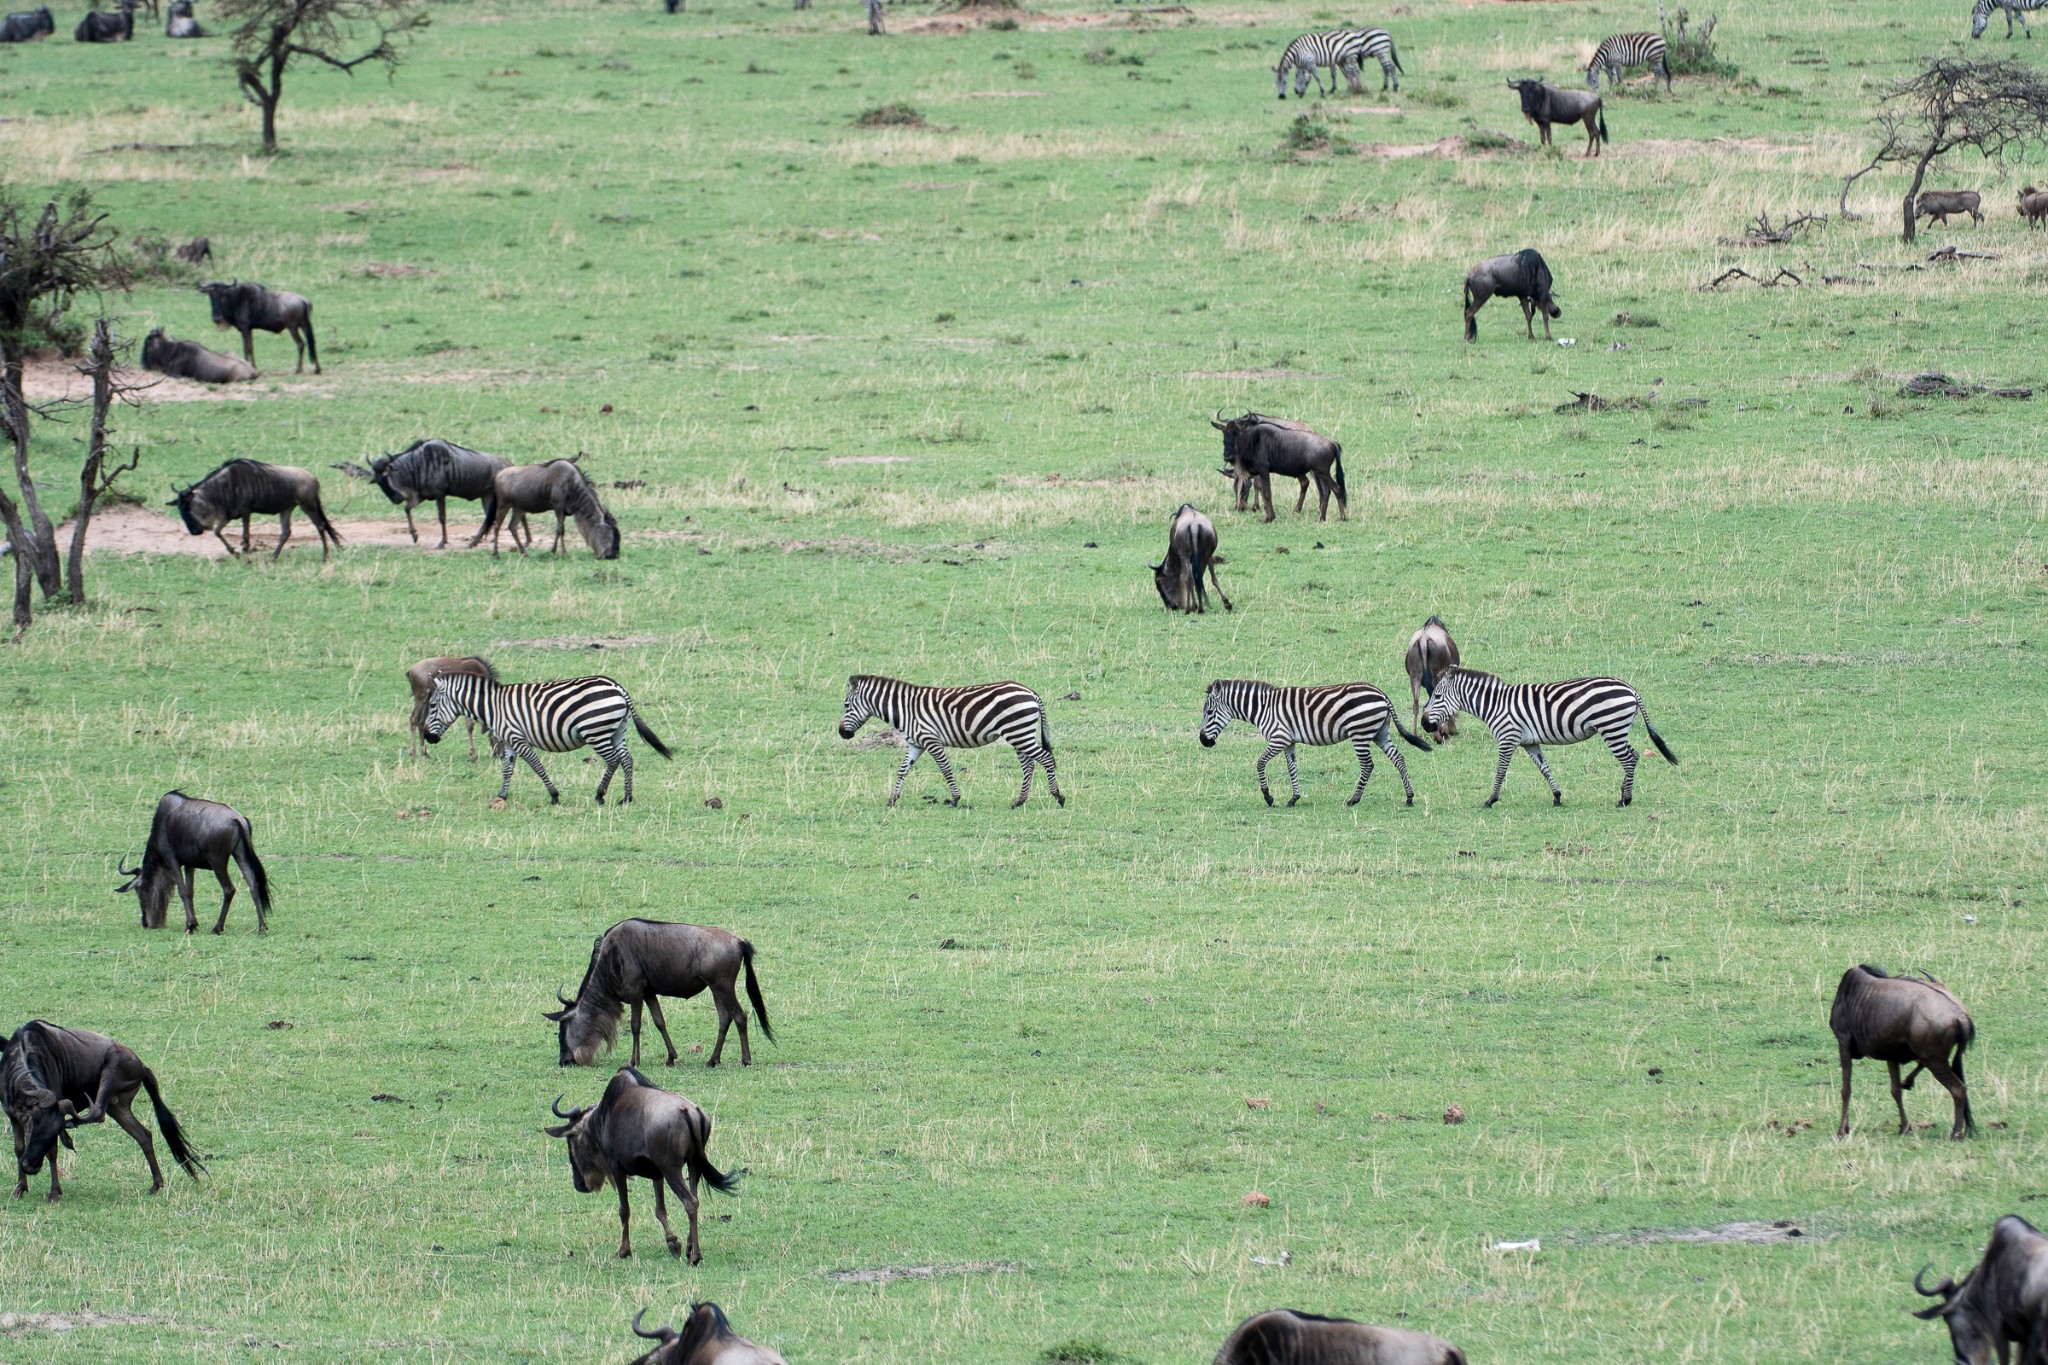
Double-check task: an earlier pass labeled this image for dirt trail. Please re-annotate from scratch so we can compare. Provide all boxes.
[74,507,482,557]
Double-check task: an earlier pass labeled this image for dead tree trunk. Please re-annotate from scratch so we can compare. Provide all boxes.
[65,320,136,605]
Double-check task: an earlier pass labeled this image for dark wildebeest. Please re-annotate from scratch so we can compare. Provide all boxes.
[543,1067,740,1264]
[1214,1310,1468,1365]
[1464,248,1561,342]
[339,438,509,548]
[1508,78,1607,157]
[628,1304,789,1365]
[141,328,257,384]
[1212,412,1348,522]
[1404,615,1459,737]
[73,0,133,40]
[1154,503,1231,614]
[2020,187,2048,229]
[115,790,272,934]
[546,920,774,1070]
[1829,964,1975,1140]
[405,655,498,758]
[1915,190,1984,227]
[1912,1216,2048,1365]
[0,6,54,39]
[481,459,620,559]
[197,280,319,374]
[164,0,201,34]
[3,1021,203,1202]
[174,234,213,263]
[171,458,342,560]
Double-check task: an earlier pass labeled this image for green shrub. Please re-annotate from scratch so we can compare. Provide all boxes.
[853,102,925,127]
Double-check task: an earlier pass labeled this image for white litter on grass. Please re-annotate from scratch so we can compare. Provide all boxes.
[1965,915,1978,923]
[1250,1251,1292,1267]
[1491,1238,1541,1252]
[1555,338,1576,347]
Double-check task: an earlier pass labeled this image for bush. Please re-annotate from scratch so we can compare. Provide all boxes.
[1406,86,1462,109]
[852,102,925,127]
[1666,10,1738,78]
[1462,125,1524,153]
[1082,44,1142,66]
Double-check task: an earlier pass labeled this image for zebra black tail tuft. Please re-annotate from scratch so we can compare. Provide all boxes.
[1394,716,1433,752]
[633,713,674,760]
[1641,706,1677,764]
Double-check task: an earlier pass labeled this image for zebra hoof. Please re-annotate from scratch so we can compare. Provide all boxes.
[1346,796,1361,808]
[548,793,561,806]
[1011,798,1026,809]
[1261,792,1275,807]
[1552,793,1562,807]
[1053,793,1066,807]
[1482,797,1498,809]
[1405,795,1414,807]
[1286,795,1301,808]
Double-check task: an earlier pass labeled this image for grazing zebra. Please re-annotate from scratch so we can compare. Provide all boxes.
[1199,680,1431,808]
[1420,665,1676,808]
[423,674,672,805]
[866,0,882,34]
[1586,31,1671,92]
[1974,0,2047,38]
[1276,28,1402,98]
[838,675,1062,808]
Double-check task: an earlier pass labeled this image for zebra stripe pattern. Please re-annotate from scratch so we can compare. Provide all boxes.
[1586,31,1671,92]
[1200,680,1430,808]
[1974,0,2047,38]
[1276,28,1401,98]
[839,675,1062,808]
[1420,666,1677,808]
[424,673,672,805]
[866,0,883,34]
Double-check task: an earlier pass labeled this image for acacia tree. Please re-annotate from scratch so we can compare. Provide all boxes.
[219,0,428,154]
[1841,58,2048,243]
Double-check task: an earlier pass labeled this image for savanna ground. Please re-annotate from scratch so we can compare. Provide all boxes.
[0,0,2044,1358]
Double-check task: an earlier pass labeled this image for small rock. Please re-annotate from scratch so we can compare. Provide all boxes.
[1242,1190,1271,1208]
[687,1044,703,1053]
[1648,1067,1662,1076]
[600,403,614,414]
[1443,1104,1466,1125]
[267,1020,292,1030]
[488,798,508,811]
[1246,1097,1271,1110]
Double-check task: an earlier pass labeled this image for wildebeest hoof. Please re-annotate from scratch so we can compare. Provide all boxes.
[666,1235,683,1256]
[687,1248,703,1266]
[616,1247,633,1259]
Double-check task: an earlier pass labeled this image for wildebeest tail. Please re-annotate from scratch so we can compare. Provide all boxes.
[740,939,774,1043]
[1393,715,1433,752]
[141,1069,204,1178]
[1464,279,1478,341]
[1597,106,1609,143]
[683,1110,741,1195]
[631,708,673,760]
[301,312,318,371]
[1330,443,1347,501]
[1640,703,1677,765]
[234,823,271,913]
[303,488,343,546]
[1444,1348,1469,1365]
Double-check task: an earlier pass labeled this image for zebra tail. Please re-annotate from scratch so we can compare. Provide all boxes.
[1039,705,1053,754]
[740,939,774,1043]
[1640,706,1677,765]
[632,711,674,760]
[1393,715,1433,753]
[1391,43,1404,72]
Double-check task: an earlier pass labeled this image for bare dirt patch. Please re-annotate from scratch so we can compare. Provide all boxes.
[19,355,268,405]
[1591,1220,1811,1246]
[1359,137,1470,159]
[0,1310,165,1334]
[76,507,474,558]
[494,635,667,651]
[1336,105,1404,115]
[960,90,1048,98]
[822,1261,1020,1283]
[1183,368,1338,380]
[826,455,912,465]
[355,261,435,278]
[845,726,906,751]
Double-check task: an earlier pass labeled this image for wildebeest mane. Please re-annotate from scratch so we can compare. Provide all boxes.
[552,461,618,558]
[1513,247,1552,296]
[3,1021,62,1107]
[568,923,636,1052]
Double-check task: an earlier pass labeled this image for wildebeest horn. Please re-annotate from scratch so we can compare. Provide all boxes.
[631,1308,672,1342]
[550,1093,575,1120]
[1913,1264,1955,1298]
[556,986,574,1007]
[117,857,139,876]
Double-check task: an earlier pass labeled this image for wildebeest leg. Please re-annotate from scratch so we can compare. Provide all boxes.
[213,525,241,558]
[240,515,253,555]
[1888,1060,1910,1135]
[1294,476,1310,515]
[670,1167,704,1265]
[1255,740,1286,806]
[711,979,751,1066]
[239,325,255,367]
[177,865,200,933]
[434,499,449,550]
[289,324,305,374]
[1377,730,1417,806]
[1348,736,1374,806]
[1483,737,1516,808]
[551,510,567,555]
[1922,1056,1972,1139]
[105,1091,165,1194]
[927,744,964,806]
[614,1179,634,1258]
[1205,556,1232,612]
[887,744,922,806]
[402,501,419,545]
[210,858,236,933]
[270,510,293,563]
[1525,743,1563,805]
[1520,297,1536,340]
[1585,115,1600,158]
[1258,473,1276,523]
[627,1000,645,1067]
[1011,743,1035,809]
[1836,1045,1855,1136]
[651,1176,684,1257]
[1040,747,1065,807]
[645,994,683,1066]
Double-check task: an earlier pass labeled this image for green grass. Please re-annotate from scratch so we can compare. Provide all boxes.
[0,0,2045,1360]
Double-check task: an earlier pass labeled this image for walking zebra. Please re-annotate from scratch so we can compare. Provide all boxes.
[1276,28,1402,99]
[1199,680,1431,808]
[1419,666,1676,808]
[866,0,882,34]
[423,674,672,805]
[1586,31,1670,92]
[1974,0,2047,38]
[838,676,1062,808]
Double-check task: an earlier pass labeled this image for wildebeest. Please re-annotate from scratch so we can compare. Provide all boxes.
[1911,1216,2048,1365]
[405,655,498,758]
[1214,1310,1467,1365]
[1830,964,1975,1140]
[141,328,257,384]
[1404,615,1459,737]
[2020,186,2048,229]
[1212,411,1347,522]
[73,0,133,40]
[0,6,54,39]
[1154,503,1231,614]
[1508,78,1607,157]
[197,280,319,374]
[171,458,342,561]
[1464,248,1561,343]
[480,459,620,559]
[339,438,509,548]
[4,1021,203,1202]
[1915,190,1984,227]
[628,1304,789,1365]
[546,920,774,1069]
[543,1067,740,1264]
[174,234,213,263]
[115,790,271,934]
[164,0,201,35]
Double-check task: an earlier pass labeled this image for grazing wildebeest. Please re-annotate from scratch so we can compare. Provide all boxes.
[197,280,318,374]
[174,234,213,263]
[1508,78,1607,157]
[1912,1216,2048,1365]
[141,328,257,384]
[1214,1310,1467,1365]
[0,6,54,39]
[542,1067,740,1264]
[4,1021,203,1202]
[115,790,272,934]
[1830,964,1975,1140]
[423,672,671,805]
[342,438,509,548]
[545,919,774,1069]
[628,1304,789,1365]
[1464,248,1561,342]
[73,0,133,40]
[1421,664,1676,807]
[2020,186,2048,229]
[405,655,498,758]
[164,0,201,35]
[1915,190,1984,227]
[1404,615,1459,737]
[1212,411,1347,522]
[1155,503,1231,614]
[171,459,342,561]
[481,459,620,559]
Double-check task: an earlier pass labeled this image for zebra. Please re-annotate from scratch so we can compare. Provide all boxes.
[1586,31,1671,93]
[1974,0,2047,38]
[1275,28,1402,99]
[866,0,882,34]
[1419,665,1676,808]
[838,675,1062,808]
[1199,680,1432,808]
[423,673,672,805]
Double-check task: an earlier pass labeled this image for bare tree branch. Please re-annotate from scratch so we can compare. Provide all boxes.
[219,0,427,152]
[1853,59,2048,242]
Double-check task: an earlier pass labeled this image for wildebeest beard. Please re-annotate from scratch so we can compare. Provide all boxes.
[3,1028,73,1177]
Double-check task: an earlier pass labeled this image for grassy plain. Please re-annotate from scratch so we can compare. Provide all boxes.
[0,0,2045,1358]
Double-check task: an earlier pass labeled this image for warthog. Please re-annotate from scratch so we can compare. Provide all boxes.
[545,919,774,1069]
[337,437,509,548]
[543,1068,740,1264]
[2020,186,2048,229]
[1830,963,1975,1140]
[405,655,497,758]
[1155,503,1231,614]
[141,328,256,384]
[1465,248,1561,342]
[174,234,212,263]
[1212,411,1347,522]
[73,0,133,40]
[1912,1216,2048,1364]
[172,458,342,560]
[1508,78,1607,157]
[629,1304,789,1365]
[164,0,201,34]
[115,789,272,934]
[1404,615,1459,736]
[481,459,620,559]
[4,1021,203,1202]
[1214,1310,1468,1365]
[1915,190,1984,227]
[0,6,54,39]
[197,279,318,373]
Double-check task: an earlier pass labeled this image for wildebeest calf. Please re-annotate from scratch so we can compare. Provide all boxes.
[544,1067,739,1264]
[1214,1310,1467,1365]
[546,919,774,1069]
[1911,1215,2048,1365]
[481,458,620,559]
[0,5,54,39]
[142,328,256,384]
[1464,248,1561,342]
[116,790,271,934]
[4,1021,203,1201]
[1830,963,1975,1140]
[406,655,498,757]
[1155,503,1231,614]
[1508,78,1607,157]
[628,1303,789,1365]
[1915,190,1984,227]
[197,279,318,373]
[1405,615,1459,736]
[172,458,342,561]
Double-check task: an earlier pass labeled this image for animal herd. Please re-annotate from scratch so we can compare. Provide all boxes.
[0,0,202,44]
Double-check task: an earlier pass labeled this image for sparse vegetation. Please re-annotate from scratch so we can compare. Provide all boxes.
[853,101,925,127]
